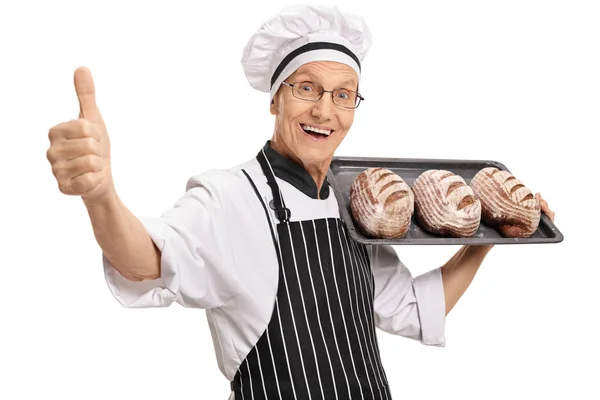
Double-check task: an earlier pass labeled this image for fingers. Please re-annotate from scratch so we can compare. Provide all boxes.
[60,171,105,196]
[51,154,104,182]
[46,137,102,164]
[535,192,550,210]
[48,119,102,142]
[74,67,103,123]
[535,192,555,223]
[52,154,105,196]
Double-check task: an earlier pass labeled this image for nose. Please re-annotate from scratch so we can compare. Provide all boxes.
[311,92,334,120]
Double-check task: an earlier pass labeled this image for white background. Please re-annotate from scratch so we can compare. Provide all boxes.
[1,0,598,399]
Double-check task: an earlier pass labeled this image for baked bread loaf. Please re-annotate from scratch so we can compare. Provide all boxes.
[350,167,414,239]
[412,169,481,237]
[470,167,540,238]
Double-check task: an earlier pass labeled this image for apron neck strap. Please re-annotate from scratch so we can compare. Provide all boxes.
[257,149,291,223]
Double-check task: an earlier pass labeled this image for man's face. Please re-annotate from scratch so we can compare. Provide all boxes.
[270,61,359,167]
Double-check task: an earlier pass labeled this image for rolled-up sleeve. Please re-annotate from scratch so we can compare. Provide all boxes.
[103,172,241,310]
[370,244,446,346]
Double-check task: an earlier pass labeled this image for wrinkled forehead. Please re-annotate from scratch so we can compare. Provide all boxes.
[289,61,359,88]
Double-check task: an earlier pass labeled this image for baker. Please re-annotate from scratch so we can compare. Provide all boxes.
[46,4,555,399]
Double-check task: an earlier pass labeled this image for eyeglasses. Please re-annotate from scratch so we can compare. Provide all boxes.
[281,81,364,109]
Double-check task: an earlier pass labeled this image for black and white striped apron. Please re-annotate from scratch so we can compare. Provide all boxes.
[232,149,392,399]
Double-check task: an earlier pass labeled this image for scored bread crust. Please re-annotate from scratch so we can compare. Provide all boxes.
[412,169,481,237]
[350,167,414,239]
[470,167,540,238]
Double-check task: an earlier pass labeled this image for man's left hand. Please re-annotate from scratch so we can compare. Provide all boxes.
[535,192,555,223]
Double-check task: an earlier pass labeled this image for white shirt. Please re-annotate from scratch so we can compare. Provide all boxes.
[102,149,447,382]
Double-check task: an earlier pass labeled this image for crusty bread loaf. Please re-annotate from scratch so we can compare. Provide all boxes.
[412,169,481,237]
[350,167,414,239]
[470,167,540,238]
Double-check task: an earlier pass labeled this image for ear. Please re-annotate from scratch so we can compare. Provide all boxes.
[270,98,278,115]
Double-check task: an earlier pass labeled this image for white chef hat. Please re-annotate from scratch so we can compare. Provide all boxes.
[241,4,372,103]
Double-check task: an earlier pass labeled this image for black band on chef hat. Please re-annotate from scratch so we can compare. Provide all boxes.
[270,42,361,90]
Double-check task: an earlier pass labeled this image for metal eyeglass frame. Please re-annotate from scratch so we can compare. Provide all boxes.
[281,81,365,109]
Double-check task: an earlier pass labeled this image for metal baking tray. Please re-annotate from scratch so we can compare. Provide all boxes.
[327,155,563,245]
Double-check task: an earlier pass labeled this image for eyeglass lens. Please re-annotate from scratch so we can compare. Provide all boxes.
[292,82,360,108]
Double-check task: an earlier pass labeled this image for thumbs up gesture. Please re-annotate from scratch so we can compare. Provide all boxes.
[47,67,114,203]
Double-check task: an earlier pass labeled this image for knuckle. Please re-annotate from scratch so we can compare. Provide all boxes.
[79,120,98,140]
[46,147,55,163]
[49,120,76,141]
[83,137,99,154]
[83,173,97,187]
[82,154,103,172]
[94,157,104,172]
[79,155,93,170]
[78,120,93,137]
[48,124,62,142]
[58,181,71,195]
[72,173,96,192]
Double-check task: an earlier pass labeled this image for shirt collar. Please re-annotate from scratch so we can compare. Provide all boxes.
[261,140,330,200]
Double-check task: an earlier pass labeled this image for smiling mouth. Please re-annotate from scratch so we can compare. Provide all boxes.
[300,123,334,139]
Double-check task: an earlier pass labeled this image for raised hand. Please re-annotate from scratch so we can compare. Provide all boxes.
[47,67,114,203]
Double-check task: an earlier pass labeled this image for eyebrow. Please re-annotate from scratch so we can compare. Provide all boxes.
[294,71,357,89]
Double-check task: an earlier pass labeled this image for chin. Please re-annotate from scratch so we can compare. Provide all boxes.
[297,145,334,165]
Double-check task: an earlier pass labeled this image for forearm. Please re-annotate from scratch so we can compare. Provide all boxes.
[83,189,161,281]
[441,244,494,315]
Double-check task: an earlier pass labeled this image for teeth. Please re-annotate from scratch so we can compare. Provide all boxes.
[302,124,332,136]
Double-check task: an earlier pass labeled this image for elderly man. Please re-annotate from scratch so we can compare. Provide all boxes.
[46,5,554,400]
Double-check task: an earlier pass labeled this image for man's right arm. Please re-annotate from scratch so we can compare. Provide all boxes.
[83,189,161,282]
[47,67,160,282]
[49,67,240,309]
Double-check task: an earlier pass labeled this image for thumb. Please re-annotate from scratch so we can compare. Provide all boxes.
[74,67,103,123]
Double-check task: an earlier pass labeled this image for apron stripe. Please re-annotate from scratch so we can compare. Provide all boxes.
[357,242,390,394]
[263,188,295,400]
[325,218,367,398]
[296,221,330,398]
[244,358,254,399]
[264,326,283,399]
[239,364,245,400]
[305,220,341,399]
[273,242,300,400]
[273,299,296,399]
[277,222,310,399]
[334,219,375,399]
[347,238,389,397]
[283,221,321,399]
[266,195,300,400]
[355,243,390,387]
[312,219,353,396]
[339,223,386,397]
[351,239,385,388]
[254,343,269,398]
